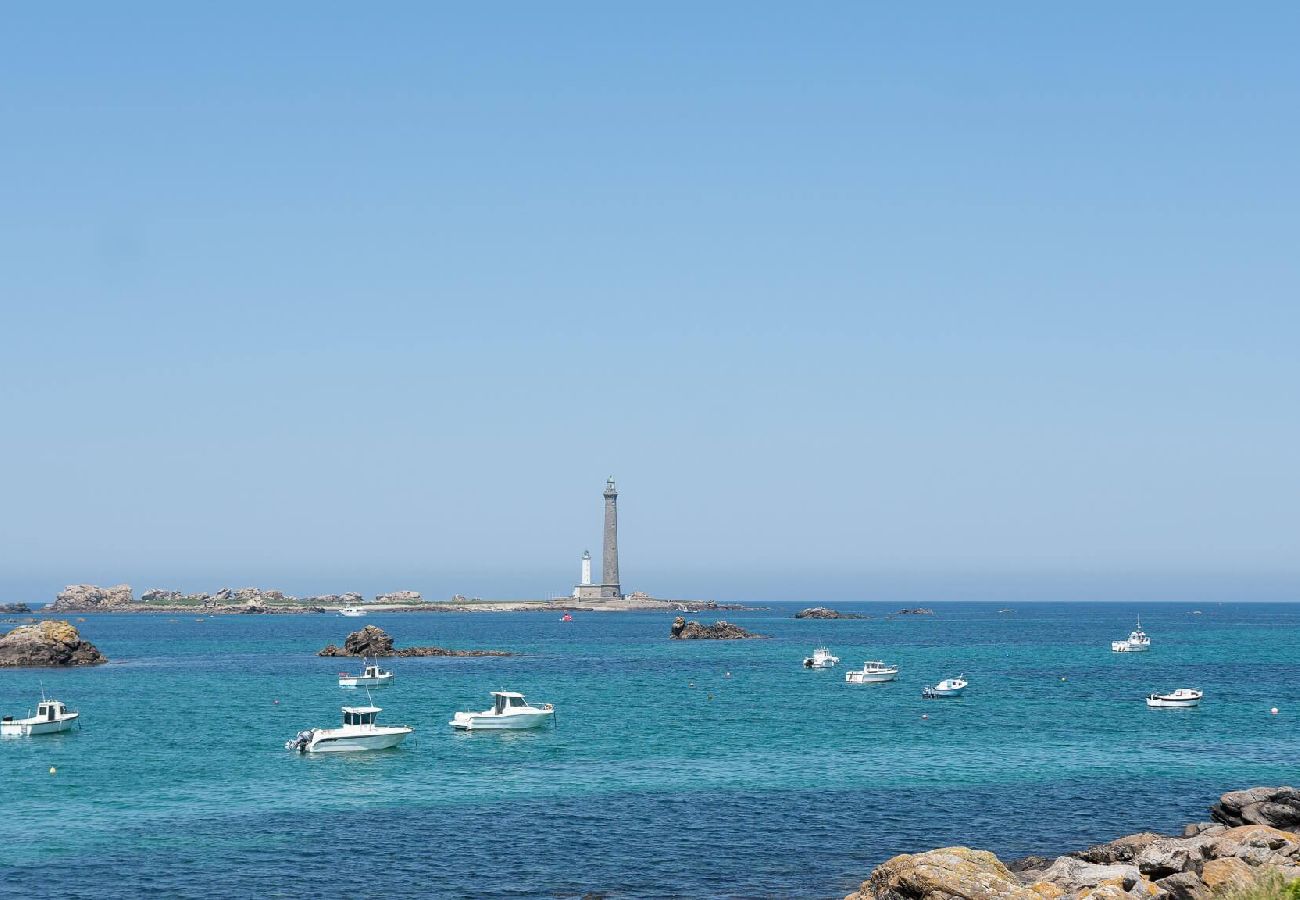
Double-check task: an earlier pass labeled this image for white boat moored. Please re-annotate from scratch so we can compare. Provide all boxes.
[803,647,840,669]
[923,675,968,698]
[450,691,555,731]
[338,662,395,688]
[286,705,412,753]
[845,661,899,683]
[1,699,79,736]
[1146,689,1202,708]
[338,607,365,617]
[1111,620,1151,652]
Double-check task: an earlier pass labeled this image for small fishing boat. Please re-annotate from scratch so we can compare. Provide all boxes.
[1,698,79,736]
[845,661,898,683]
[1111,620,1151,652]
[285,705,412,753]
[803,646,840,669]
[561,613,573,622]
[1146,688,1202,708]
[449,691,555,731]
[338,607,365,617]
[923,675,968,698]
[338,662,395,688]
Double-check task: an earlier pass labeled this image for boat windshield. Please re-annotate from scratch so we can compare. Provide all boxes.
[344,711,376,726]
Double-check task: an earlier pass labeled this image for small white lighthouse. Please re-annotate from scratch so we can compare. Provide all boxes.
[573,550,593,599]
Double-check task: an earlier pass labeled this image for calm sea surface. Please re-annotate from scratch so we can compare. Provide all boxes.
[2,602,1297,899]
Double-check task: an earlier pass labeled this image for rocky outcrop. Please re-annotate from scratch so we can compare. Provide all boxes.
[794,606,866,619]
[0,620,107,667]
[50,584,135,611]
[846,846,1039,900]
[0,603,31,614]
[300,592,364,607]
[895,608,935,616]
[318,625,510,658]
[374,590,422,604]
[1211,787,1300,832]
[669,616,765,639]
[846,788,1300,900]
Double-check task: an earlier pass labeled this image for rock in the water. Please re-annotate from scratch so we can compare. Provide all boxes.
[50,583,135,611]
[794,606,866,619]
[318,625,510,658]
[895,608,935,616]
[669,616,765,640]
[0,620,107,667]
[1211,787,1300,832]
[0,603,32,614]
[374,590,422,604]
[845,846,1039,900]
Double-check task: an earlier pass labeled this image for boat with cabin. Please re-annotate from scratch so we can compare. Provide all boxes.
[285,705,412,752]
[1,698,79,736]
[922,675,968,698]
[1111,620,1151,652]
[449,691,555,731]
[803,647,840,669]
[338,662,394,688]
[1146,689,1202,708]
[339,607,365,617]
[845,661,899,683]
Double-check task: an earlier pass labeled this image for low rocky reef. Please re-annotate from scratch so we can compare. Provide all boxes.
[48,584,426,613]
[843,786,1300,900]
[0,602,32,614]
[0,620,107,667]
[669,616,766,640]
[318,625,511,658]
[794,606,867,620]
[894,607,935,616]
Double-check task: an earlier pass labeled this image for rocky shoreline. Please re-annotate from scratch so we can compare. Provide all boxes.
[843,786,1300,900]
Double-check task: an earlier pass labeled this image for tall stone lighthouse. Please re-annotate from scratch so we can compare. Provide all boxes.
[600,476,621,599]
[574,478,622,601]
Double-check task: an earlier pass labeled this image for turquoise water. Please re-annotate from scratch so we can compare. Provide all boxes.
[1,602,1296,899]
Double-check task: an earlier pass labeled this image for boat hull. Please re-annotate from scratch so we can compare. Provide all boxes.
[338,676,394,688]
[1146,695,1201,708]
[1112,643,1150,652]
[926,688,965,697]
[0,714,78,736]
[450,711,554,731]
[846,672,897,683]
[305,727,411,752]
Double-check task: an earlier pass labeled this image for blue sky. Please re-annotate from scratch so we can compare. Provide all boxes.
[1,3,1296,603]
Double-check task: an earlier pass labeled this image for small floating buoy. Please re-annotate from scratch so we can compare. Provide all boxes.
[273,699,280,705]
[707,693,713,701]
[688,682,695,688]
[49,766,57,775]
[921,714,929,720]
[1061,676,1067,682]
[724,672,731,678]
[1271,707,1279,715]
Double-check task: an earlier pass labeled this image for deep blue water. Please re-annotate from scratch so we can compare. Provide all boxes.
[1,602,1297,899]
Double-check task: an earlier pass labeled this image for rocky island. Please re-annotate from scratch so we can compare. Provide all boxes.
[794,606,867,619]
[895,607,935,616]
[318,625,511,658]
[842,785,1300,900]
[669,616,766,639]
[0,602,32,614]
[0,620,107,667]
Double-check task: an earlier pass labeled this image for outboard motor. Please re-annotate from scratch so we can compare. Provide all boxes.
[285,730,314,752]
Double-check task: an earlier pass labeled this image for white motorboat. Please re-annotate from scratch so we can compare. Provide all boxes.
[338,662,395,688]
[1,698,79,736]
[923,675,968,698]
[803,646,840,669]
[845,661,899,684]
[286,705,412,753]
[1146,689,1202,708]
[449,691,555,731]
[339,607,365,617]
[1111,620,1151,652]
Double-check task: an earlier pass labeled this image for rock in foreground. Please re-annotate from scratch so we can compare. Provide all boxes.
[844,786,1300,900]
[794,606,866,620]
[1212,787,1300,832]
[0,620,107,667]
[318,625,510,658]
[670,616,765,640]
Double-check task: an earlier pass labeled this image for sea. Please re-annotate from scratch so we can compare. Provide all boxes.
[1,602,1296,899]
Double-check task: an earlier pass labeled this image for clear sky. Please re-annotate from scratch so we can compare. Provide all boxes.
[1,3,1296,604]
